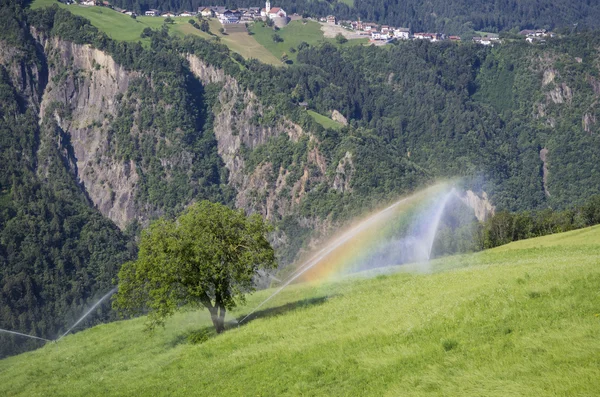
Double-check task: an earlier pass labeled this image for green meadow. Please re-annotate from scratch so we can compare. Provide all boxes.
[29,0,277,64]
[307,109,344,130]
[1,226,599,396]
[249,20,368,63]
[31,0,190,42]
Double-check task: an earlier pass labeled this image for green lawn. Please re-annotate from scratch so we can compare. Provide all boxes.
[1,226,600,396]
[307,110,344,130]
[249,20,368,63]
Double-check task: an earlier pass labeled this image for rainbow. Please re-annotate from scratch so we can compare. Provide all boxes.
[287,182,455,283]
[240,183,454,324]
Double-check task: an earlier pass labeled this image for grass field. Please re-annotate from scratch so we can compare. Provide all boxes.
[250,20,368,63]
[1,225,599,396]
[31,0,201,42]
[29,0,279,64]
[307,110,344,130]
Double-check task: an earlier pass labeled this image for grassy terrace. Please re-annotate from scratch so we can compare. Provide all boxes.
[249,20,368,63]
[1,226,599,395]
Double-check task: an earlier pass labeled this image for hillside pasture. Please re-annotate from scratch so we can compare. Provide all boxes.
[1,226,599,396]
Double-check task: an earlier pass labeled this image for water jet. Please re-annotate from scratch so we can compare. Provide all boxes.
[239,183,456,324]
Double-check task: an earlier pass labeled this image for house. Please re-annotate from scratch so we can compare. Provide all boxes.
[199,7,213,17]
[179,11,193,17]
[124,11,135,16]
[414,32,440,41]
[472,36,492,45]
[363,23,377,32]
[327,15,336,24]
[145,9,159,16]
[80,0,95,6]
[519,29,536,36]
[213,6,228,16]
[371,31,382,40]
[161,12,177,17]
[449,35,461,41]
[381,25,390,34]
[218,10,239,23]
[393,27,409,39]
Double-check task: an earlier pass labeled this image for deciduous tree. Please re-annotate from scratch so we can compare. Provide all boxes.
[114,201,276,333]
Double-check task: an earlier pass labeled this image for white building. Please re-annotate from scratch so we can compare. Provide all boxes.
[199,7,213,17]
[393,28,410,39]
[261,1,286,19]
[145,9,159,16]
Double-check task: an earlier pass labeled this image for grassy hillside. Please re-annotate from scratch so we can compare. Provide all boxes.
[29,0,279,64]
[1,226,599,396]
[307,110,344,130]
[250,20,368,63]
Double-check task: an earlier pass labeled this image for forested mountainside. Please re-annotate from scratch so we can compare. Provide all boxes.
[1,0,600,358]
[0,2,133,358]
[113,0,600,35]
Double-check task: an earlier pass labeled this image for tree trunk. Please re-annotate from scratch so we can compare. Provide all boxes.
[209,306,223,333]
[217,305,226,333]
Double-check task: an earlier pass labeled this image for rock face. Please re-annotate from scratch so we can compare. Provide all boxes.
[332,151,354,193]
[37,36,140,228]
[331,109,348,126]
[186,55,317,219]
[459,190,495,222]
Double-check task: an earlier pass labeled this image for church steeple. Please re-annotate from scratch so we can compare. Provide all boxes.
[266,0,271,12]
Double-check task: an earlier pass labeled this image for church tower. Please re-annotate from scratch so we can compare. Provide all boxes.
[265,0,271,13]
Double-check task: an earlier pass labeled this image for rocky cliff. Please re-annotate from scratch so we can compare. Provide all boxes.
[36,34,140,228]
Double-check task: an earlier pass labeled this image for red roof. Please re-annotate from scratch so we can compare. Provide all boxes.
[269,7,282,13]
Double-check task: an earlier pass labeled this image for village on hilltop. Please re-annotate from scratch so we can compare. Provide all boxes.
[67,0,555,46]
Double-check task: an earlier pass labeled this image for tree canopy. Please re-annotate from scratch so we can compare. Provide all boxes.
[114,201,277,333]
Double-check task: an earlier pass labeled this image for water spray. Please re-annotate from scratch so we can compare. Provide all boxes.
[58,287,118,341]
[239,184,456,325]
[238,196,413,325]
[1,287,118,345]
[0,329,52,342]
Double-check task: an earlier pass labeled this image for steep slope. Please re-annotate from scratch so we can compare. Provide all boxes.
[0,4,132,358]
[1,226,598,395]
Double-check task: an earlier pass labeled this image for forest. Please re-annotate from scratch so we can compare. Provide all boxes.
[1,0,600,358]
[109,0,600,35]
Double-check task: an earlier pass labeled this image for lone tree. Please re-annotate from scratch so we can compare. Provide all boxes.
[114,201,276,333]
[335,33,348,44]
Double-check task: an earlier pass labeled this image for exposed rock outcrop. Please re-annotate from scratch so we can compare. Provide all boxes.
[37,36,140,228]
[186,55,313,218]
[331,109,348,126]
[459,190,495,222]
[332,151,354,193]
[547,82,573,104]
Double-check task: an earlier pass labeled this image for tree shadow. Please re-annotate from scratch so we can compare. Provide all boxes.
[235,295,331,326]
[166,296,331,348]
